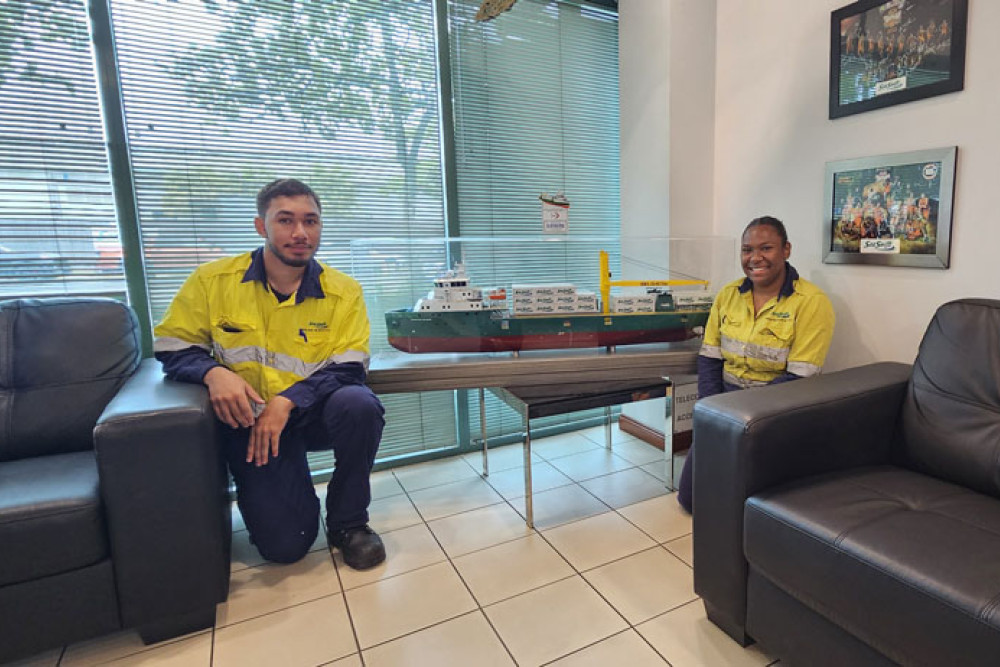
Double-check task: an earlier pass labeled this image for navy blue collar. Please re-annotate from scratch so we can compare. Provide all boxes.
[738,262,799,300]
[241,247,325,304]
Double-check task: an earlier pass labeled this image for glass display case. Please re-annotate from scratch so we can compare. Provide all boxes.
[351,235,734,357]
[346,235,735,465]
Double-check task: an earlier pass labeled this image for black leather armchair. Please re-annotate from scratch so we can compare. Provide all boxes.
[693,298,1000,667]
[0,298,231,662]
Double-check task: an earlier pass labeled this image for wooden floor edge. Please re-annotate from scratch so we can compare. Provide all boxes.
[618,415,692,454]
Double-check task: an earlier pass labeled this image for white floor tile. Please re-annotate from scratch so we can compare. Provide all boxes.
[335,522,447,590]
[546,448,635,482]
[213,594,355,667]
[548,629,667,666]
[462,443,542,473]
[576,425,643,448]
[579,467,668,509]
[367,492,423,534]
[583,547,697,624]
[618,493,692,543]
[665,534,693,566]
[362,611,514,667]
[509,484,610,530]
[607,439,667,466]
[393,457,480,492]
[637,600,775,667]
[452,534,575,606]
[640,460,668,482]
[61,630,205,667]
[483,460,574,500]
[325,654,363,666]
[95,633,211,667]
[217,550,340,627]
[370,470,405,500]
[484,576,627,666]
[530,432,603,460]
[640,453,685,485]
[542,511,656,572]
[428,502,532,557]
[345,561,477,649]
[409,476,504,521]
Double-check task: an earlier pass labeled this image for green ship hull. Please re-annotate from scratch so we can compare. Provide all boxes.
[385,308,709,353]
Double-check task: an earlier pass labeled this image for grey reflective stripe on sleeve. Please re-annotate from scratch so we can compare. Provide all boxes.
[213,344,369,377]
[154,336,212,353]
[335,349,370,370]
[720,335,790,364]
[700,343,722,359]
[723,371,769,389]
[787,360,821,377]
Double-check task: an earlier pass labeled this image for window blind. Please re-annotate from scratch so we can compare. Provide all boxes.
[106,0,454,461]
[0,1,124,298]
[448,0,621,437]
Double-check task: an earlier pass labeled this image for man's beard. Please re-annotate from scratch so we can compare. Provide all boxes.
[268,240,317,268]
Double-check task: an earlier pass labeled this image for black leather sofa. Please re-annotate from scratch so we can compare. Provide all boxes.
[0,298,231,662]
[692,298,1000,667]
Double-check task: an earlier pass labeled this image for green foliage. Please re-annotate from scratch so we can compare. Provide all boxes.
[0,0,89,92]
[176,1,435,143]
[174,0,441,214]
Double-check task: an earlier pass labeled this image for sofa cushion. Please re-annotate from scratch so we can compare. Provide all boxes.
[745,465,1000,667]
[0,452,109,586]
[899,298,1000,498]
[0,298,140,461]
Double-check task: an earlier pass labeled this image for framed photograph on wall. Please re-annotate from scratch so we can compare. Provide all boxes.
[823,146,957,268]
[829,0,968,119]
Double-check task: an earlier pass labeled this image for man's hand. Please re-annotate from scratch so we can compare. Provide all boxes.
[204,366,264,429]
[247,396,294,467]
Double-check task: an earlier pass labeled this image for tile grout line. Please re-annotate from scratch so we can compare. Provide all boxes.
[324,534,367,667]
[220,435,686,666]
[536,627,672,667]
[414,479,521,666]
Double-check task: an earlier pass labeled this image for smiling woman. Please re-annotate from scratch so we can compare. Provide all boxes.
[676,215,836,513]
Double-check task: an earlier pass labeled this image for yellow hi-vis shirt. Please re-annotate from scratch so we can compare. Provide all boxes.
[699,273,834,388]
[153,252,370,402]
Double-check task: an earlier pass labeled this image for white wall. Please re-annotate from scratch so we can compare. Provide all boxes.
[620,0,717,429]
[714,0,1000,370]
[620,0,717,239]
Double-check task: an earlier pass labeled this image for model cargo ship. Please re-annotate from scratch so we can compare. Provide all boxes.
[385,251,713,353]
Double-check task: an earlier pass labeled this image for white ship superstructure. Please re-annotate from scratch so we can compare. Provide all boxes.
[413,259,714,316]
[415,263,506,312]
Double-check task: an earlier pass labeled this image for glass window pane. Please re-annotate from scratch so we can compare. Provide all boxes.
[108,0,452,460]
[0,0,125,298]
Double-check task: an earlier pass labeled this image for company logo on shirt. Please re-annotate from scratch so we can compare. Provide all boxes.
[771,312,791,319]
[297,321,329,343]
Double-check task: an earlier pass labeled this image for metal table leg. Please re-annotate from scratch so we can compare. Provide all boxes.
[604,405,612,449]
[663,379,674,490]
[479,387,489,477]
[523,415,534,529]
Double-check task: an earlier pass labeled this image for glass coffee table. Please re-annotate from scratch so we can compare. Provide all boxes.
[483,378,674,528]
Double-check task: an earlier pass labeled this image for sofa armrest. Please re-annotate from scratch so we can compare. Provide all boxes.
[692,361,911,645]
[94,359,231,633]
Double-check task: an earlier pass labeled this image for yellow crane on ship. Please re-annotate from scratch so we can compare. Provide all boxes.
[599,250,709,315]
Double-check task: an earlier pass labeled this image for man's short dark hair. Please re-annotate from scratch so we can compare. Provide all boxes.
[256,179,322,217]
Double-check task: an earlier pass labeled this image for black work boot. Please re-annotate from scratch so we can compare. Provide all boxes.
[328,525,386,570]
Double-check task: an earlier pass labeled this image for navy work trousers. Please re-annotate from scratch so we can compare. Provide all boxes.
[223,384,385,563]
